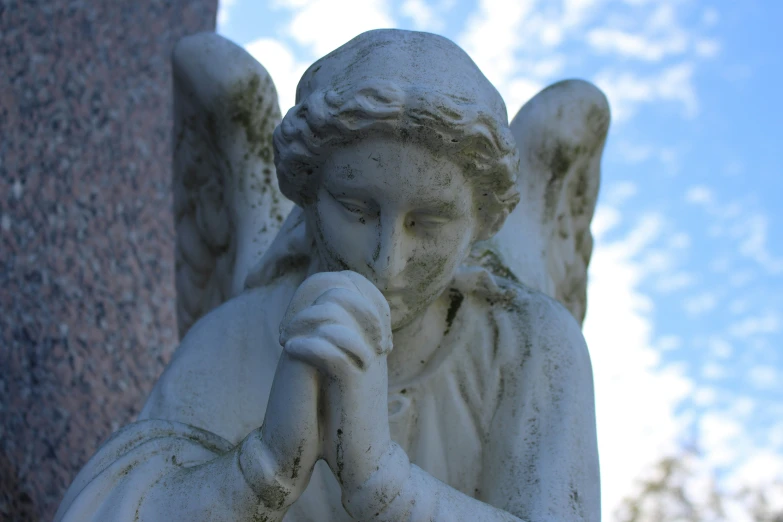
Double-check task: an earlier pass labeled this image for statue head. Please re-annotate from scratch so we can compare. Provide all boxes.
[273,29,520,329]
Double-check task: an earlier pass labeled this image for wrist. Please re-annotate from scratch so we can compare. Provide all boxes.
[238,429,297,513]
[341,441,411,520]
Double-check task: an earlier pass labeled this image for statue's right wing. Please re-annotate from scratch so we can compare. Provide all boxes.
[172,33,294,338]
[471,80,610,326]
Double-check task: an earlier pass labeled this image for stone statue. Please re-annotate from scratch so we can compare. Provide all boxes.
[54,29,609,521]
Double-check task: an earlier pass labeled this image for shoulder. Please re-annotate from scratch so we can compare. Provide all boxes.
[140,275,299,443]
[171,276,287,365]
[461,270,590,370]
[501,277,585,346]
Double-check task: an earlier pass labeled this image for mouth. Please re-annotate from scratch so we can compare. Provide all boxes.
[382,292,405,304]
[377,281,405,294]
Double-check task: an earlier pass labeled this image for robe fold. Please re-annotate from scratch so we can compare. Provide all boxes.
[55,267,600,521]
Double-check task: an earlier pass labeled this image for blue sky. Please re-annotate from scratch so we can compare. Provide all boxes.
[216,0,783,518]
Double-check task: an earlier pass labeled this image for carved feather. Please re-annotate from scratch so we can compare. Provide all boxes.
[472,79,610,326]
[172,33,294,338]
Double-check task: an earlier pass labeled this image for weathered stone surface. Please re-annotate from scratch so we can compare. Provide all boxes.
[0,1,217,519]
[51,30,607,522]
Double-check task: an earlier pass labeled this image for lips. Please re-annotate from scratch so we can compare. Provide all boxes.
[382,291,404,301]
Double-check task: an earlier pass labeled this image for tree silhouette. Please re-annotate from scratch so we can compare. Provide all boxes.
[616,448,783,522]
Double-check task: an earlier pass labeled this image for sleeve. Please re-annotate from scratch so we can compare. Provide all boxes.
[478,297,601,521]
[355,460,525,521]
[54,380,310,522]
[54,286,305,522]
[53,420,238,521]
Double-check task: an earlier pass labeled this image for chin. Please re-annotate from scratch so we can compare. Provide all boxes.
[389,302,429,331]
[389,307,414,331]
[388,292,439,331]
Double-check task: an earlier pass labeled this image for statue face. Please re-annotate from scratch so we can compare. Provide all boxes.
[307,136,477,330]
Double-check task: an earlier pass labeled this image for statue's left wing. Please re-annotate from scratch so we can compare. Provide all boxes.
[471,80,610,326]
[172,33,294,338]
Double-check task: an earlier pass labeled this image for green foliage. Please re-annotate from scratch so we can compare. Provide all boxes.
[616,449,783,522]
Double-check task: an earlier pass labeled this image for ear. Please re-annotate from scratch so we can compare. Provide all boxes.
[474,209,509,241]
[474,189,519,241]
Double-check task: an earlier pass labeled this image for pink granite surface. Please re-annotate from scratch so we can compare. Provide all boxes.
[0,1,217,519]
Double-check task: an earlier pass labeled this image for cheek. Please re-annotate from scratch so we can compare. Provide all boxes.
[312,197,373,270]
[404,226,473,293]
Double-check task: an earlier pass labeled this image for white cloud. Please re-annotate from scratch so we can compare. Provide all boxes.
[458,0,537,93]
[694,410,783,518]
[702,7,719,27]
[728,397,756,417]
[518,55,567,79]
[707,337,733,359]
[244,38,311,113]
[684,292,719,316]
[684,187,782,276]
[703,362,727,380]
[729,298,750,315]
[695,39,721,58]
[770,422,783,448]
[685,185,713,206]
[534,18,565,47]
[456,0,605,115]
[709,257,731,273]
[693,386,717,406]
[748,366,777,390]
[640,249,675,274]
[217,0,239,28]
[504,77,545,116]
[562,0,605,27]
[594,63,698,122]
[729,312,781,338]
[585,205,694,514]
[275,0,396,58]
[400,0,442,31]
[616,141,654,164]
[586,27,687,61]
[656,335,681,352]
[729,270,754,288]
[455,0,714,125]
[591,205,622,239]
[658,146,681,176]
[728,449,783,493]
[669,233,690,250]
[654,271,696,293]
[585,2,719,65]
[735,214,783,275]
[699,412,744,466]
[604,181,638,206]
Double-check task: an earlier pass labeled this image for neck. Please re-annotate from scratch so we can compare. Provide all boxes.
[387,291,449,386]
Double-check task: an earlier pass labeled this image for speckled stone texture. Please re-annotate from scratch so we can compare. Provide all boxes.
[0,1,217,519]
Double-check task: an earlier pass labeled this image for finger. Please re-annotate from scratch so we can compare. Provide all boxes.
[280,302,357,346]
[313,323,375,370]
[338,272,393,353]
[340,271,392,321]
[313,288,382,345]
[284,335,362,375]
[282,272,358,333]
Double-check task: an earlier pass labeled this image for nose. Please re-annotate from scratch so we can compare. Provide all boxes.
[368,213,407,289]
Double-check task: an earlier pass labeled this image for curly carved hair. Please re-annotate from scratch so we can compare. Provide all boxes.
[272,79,521,240]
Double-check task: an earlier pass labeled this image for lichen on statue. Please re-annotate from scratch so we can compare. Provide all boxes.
[55,28,607,522]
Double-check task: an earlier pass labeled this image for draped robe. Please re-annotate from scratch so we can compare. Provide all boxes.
[54,266,600,521]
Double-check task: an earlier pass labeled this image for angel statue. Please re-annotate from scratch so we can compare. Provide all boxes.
[55,28,609,522]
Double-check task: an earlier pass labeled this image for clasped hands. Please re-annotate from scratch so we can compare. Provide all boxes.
[248,271,409,517]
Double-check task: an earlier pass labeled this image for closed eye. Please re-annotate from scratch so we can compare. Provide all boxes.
[408,213,452,228]
[330,192,372,215]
